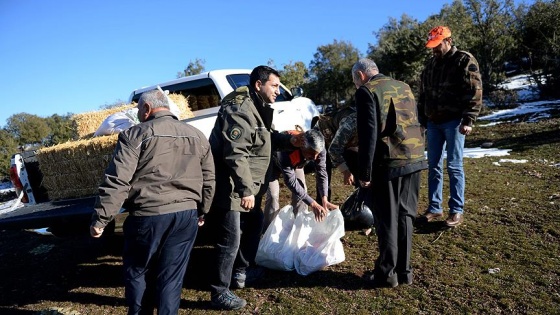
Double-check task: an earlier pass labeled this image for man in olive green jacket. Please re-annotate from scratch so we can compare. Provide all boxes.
[208,66,302,310]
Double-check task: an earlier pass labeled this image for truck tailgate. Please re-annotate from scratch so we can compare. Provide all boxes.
[0,197,97,230]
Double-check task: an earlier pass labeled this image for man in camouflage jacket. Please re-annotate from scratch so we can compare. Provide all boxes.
[353,58,427,288]
[417,26,483,228]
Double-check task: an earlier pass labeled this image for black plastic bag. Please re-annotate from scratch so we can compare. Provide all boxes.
[340,187,375,230]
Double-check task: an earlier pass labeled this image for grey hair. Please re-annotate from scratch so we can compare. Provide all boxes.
[304,129,325,153]
[352,58,379,81]
[138,89,169,109]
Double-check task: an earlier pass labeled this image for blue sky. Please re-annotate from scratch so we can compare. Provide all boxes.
[0,0,525,127]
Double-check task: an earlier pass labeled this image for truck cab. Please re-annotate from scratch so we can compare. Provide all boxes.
[128,69,319,136]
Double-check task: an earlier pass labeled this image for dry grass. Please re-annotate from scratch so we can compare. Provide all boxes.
[0,118,559,314]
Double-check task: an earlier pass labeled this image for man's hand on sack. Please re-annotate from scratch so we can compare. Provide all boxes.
[311,201,329,222]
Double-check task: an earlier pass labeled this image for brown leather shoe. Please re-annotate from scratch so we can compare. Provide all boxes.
[422,211,443,222]
[445,213,464,227]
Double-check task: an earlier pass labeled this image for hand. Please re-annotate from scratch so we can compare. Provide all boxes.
[343,170,354,185]
[310,201,327,222]
[459,124,473,136]
[240,195,255,210]
[90,226,104,238]
[197,216,205,227]
[322,199,338,212]
[360,180,371,188]
[290,133,306,148]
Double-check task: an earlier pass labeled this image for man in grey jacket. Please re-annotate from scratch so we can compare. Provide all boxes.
[90,89,215,315]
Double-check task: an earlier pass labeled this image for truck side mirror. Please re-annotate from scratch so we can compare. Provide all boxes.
[291,87,304,98]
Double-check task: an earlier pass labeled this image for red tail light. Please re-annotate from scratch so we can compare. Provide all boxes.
[9,164,29,203]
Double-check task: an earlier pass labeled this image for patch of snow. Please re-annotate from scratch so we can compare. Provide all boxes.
[499,159,528,163]
[479,99,560,122]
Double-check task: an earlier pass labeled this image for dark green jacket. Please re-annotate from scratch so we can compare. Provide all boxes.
[209,86,293,212]
[418,46,483,127]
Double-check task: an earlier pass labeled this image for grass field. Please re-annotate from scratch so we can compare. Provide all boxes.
[0,118,558,315]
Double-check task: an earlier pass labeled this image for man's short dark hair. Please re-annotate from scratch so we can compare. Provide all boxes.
[250,65,280,88]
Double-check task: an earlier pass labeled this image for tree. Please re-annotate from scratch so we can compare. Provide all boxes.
[5,113,51,147]
[45,113,74,146]
[0,128,18,180]
[279,61,308,91]
[308,40,361,106]
[520,0,560,97]
[368,14,427,92]
[177,58,206,78]
[464,0,518,88]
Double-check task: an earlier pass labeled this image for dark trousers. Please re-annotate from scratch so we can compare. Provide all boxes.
[210,201,264,297]
[370,171,420,283]
[122,209,198,315]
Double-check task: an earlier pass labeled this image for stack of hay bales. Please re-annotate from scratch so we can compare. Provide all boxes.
[37,93,193,200]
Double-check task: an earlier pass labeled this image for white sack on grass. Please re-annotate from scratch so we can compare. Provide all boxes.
[255,205,296,271]
[93,108,139,137]
[256,206,345,276]
[294,208,346,276]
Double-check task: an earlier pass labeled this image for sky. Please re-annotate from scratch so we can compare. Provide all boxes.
[0,0,528,127]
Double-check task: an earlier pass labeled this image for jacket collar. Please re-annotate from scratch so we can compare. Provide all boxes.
[146,110,177,122]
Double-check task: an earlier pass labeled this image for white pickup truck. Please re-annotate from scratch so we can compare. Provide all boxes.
[2,69,319,236]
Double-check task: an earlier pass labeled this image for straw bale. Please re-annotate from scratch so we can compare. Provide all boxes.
[168,93,193,120]
[197,95,210,109]
[37,134,118,200]
[186,95,199,111]
[71,104,135,139]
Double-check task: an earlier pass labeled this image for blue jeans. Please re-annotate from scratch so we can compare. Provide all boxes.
[426,119,465,215]
[122,209,198,315]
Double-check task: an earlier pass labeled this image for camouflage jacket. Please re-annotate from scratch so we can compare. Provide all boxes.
[356,74,427,181]
[418,46,483,127]
[328,111,358,171]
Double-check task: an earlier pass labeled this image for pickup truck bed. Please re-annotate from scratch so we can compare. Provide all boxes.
[0,196,96,232]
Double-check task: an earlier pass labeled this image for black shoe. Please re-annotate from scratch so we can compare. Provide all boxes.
[363,273,398,288]
[211,290,247,310]
[398,274,413,285]
[245,266,265,286]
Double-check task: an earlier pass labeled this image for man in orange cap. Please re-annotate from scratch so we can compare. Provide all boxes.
[417,26,483,228]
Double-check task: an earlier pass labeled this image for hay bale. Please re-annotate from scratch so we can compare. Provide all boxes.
[168,93,193,120]
[71,104,135,139]
[37,134,118,200]
[70,94,193,140]
[38,93,194,200]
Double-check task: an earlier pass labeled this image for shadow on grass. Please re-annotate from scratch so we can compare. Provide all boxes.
[413,217,451,234]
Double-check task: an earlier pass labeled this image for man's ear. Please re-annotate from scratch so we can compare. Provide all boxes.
[254,80,262,92]
[142,102,152,119]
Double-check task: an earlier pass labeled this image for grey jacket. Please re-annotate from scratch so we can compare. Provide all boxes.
[92,111,215,229]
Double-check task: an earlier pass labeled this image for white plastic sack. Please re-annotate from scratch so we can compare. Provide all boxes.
[293,208,346,276]
[256,206,345,276]
[255,205,296,271]
[93,108,139,137]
